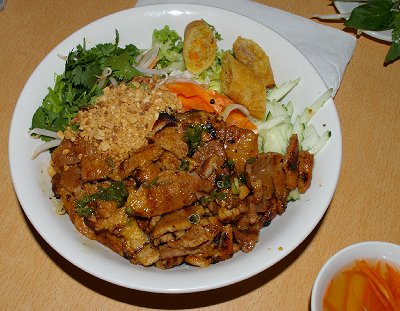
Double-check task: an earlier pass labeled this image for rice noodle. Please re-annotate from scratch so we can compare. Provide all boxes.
[109,76,118,88]
[220,104,250,121]
[31,139,62,159]
[57,53,68,61]
[136,44,160,68]
[97,67,113,89]
[134,66,168,76]
[166,70,209,87]
[29,128,60,139]
[153,75,170,90]
[165,77,197,85]
[169,69,195,79]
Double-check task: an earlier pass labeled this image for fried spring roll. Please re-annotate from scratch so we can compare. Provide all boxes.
[221,53,266,120]
[233,36,275,88]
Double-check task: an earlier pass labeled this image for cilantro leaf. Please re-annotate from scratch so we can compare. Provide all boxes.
[105,52,141,81]
[31,31,140,135]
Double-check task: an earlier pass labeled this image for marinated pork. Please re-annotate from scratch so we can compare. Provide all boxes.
[50,108,314,269]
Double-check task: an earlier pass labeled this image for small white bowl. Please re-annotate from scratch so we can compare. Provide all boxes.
[311,241,400,311]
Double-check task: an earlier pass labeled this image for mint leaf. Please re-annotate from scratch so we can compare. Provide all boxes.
[344,0,396,31]
[385,14,400,63]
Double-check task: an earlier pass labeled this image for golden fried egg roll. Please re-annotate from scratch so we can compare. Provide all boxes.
[233,36,275,88]
[221,53,266,120]
[183,20,217,75]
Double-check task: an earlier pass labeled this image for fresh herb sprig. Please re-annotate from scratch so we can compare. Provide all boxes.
[340,0,400,64]
[31,30,141,136]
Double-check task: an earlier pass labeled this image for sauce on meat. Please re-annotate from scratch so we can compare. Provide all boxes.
[49,81,315,269]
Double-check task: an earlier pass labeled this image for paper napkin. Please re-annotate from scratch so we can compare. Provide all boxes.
[136,0,356,96]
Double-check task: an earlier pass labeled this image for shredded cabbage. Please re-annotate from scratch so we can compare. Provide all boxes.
[197,49,228,93]
[152,26,185,71]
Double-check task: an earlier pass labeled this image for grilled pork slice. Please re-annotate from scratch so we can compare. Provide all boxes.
[246,154,274,200]
[150,126,188,159]
[120,218,160,266]
[125,171,213,217]
[151,204,205,239]
[52,164,82,195]
[298,150,314,193]
[159,227,220,260]
[114,144,163,180]
[192,140,227,178]
[217,224,235,260]
[81,154,112,181]
[156,151,181,171]
[167,224,211,249]
[269,153,288,202]
[57,187,96,240]
[185,255,212,268]
[220,125,259,172]
[283,134,299,190]
[87,200,127,232]
[246,152,288,201]
[234,205,261,252]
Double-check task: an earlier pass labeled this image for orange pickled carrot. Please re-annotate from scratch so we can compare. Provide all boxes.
[166,82,257,131]
[342,268,353,311]
[226,110,257,131]
[323,260,400,311]
[178,95,214,113]
[362,279,382,310]
[166,82,234,114]
[356,260,399,310]
[386,263,400,304]
[208,89,235,114]
[167,82,214,104]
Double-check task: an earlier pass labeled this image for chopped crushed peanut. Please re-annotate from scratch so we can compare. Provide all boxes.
[66,78,182,163]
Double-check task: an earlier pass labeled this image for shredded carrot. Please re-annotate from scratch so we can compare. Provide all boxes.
[208,90,236,114]
[226,110,257,131]
[167,82,214,105]
[166,82,233,112]
[166,82,256,130]
[323,260,400,311]
[356,260,400,311]
[178,95,214,113]
[363,278,383,310]
[386,263,400,304]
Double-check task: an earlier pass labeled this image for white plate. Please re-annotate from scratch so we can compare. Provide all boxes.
[9,4,342,293]
[334,1,392,42]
